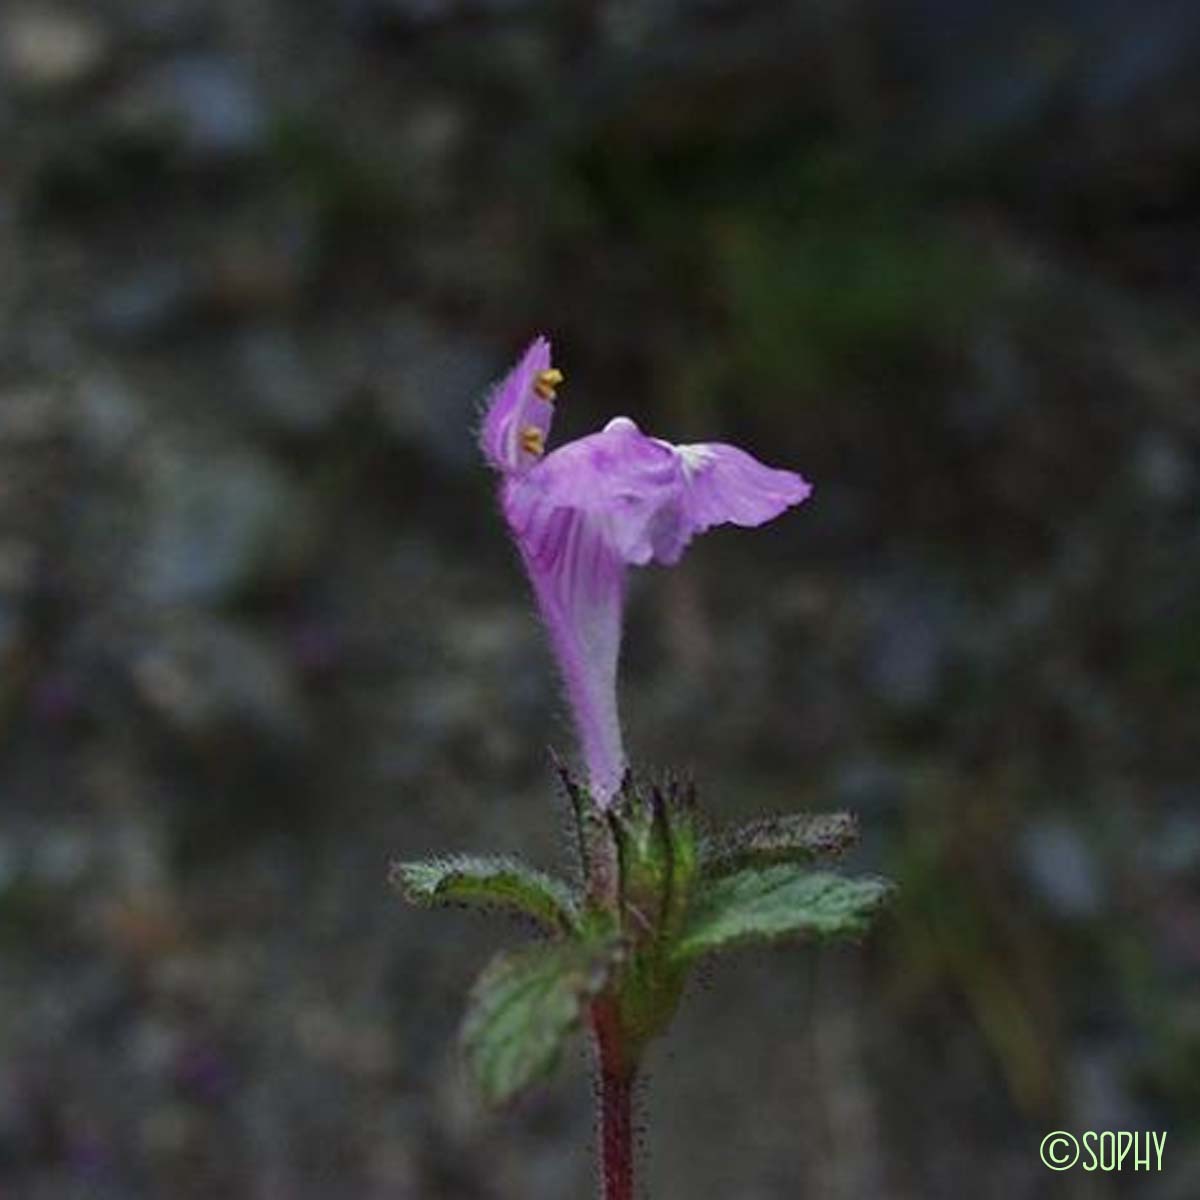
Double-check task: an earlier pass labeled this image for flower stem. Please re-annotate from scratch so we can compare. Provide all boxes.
[592,1001,635,1200]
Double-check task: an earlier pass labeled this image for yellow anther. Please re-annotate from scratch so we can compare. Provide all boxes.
[519,426,546,457]
[533,368,564,401]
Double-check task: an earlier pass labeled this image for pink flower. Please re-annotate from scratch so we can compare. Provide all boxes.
[482,337,812,804]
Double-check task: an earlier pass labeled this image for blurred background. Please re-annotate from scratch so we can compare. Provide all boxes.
[1,0,1199,1196]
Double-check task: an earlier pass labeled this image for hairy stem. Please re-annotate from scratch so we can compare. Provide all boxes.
[592,1001,635,1200]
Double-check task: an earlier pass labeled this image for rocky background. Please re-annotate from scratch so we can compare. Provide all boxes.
[2,1,1200,1197]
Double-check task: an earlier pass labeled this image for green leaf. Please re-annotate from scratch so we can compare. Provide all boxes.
[391,855,577,934]
[462,940,618,1106]
[701,812,859,876]
[674,865,892,962]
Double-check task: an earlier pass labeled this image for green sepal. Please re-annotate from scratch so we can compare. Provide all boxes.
[391,854,578,934]
[674,865,892,963]
[555,761,620,905]
[605,777,699,1055]
[606,776,699,939]
[701,812,859,876]
[461,937,621,1106]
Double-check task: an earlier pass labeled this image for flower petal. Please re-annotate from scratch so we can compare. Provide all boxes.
[511,417,689,566]
[676,442,813,532]
[480,336,556,474]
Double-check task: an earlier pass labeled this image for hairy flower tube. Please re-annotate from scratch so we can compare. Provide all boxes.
[481,336,812,803]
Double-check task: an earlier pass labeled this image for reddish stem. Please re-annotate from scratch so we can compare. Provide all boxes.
[591,1001,635,1200]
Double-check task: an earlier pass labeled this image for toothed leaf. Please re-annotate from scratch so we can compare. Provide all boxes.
[675,866,892,962]
[702,812,859,876]
[462,939,619,1106]
[391,855,577,933]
